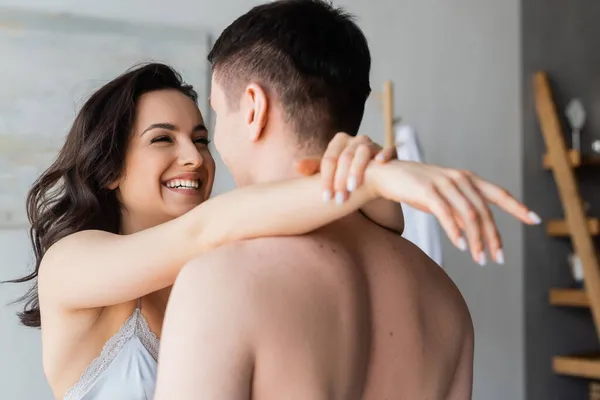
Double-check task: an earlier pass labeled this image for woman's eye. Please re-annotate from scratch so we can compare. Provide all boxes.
[194,137,211,145]
[150,136,172,143]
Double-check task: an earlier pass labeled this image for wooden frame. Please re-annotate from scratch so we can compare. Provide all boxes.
[371,80,398,149]
[534,71,600,388]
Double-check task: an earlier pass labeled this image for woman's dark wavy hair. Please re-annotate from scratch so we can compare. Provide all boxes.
[6,62,198,327]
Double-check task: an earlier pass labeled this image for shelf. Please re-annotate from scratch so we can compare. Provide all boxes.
[553,354,600,380]
[543,149,600,170]
[547,218,600,236]
[534,72,600,382]
[550,288,589,308]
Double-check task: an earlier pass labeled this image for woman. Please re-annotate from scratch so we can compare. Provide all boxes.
[10,63,535,399]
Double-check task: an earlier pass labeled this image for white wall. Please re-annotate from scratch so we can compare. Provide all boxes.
[0,1,523,399]
[0,229,48,398]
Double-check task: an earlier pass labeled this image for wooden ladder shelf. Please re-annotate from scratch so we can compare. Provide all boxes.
[534,72,600,386]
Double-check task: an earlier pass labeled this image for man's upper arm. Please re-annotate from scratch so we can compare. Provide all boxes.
[446,317,474,400]
[154,245,255,400]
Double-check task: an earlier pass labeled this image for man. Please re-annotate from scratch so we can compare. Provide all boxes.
[155,1,476,398]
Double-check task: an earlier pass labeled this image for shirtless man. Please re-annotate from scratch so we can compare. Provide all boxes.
[155,1,479,398]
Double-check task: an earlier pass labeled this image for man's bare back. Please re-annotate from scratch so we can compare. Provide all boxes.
[248,213,473,399]
[155,212,473,399]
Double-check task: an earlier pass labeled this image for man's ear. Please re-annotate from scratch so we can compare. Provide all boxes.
[243,83,269,142]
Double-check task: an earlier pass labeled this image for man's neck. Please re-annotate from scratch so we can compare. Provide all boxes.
[250,159,298,184]
[244,140,319,186]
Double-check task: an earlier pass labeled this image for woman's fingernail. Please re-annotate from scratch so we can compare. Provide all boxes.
[478,252,487,266]
[528,211,542,225]
[496,249,505,265]
[457,237,467,251]
[347,176,357,192]
[335,191,345,205]
[322,190,332,202]
[375,153,385,162]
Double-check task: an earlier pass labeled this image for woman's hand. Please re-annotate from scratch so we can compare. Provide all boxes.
[297,133,405,234]
[296,132,540,266]
[367,160,540,265]
[296,132,395,203]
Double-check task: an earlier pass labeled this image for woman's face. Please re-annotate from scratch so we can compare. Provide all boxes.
[115,89,215,233]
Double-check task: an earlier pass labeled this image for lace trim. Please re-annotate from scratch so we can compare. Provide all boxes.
[63,309,160,400]
[135,309,160,361]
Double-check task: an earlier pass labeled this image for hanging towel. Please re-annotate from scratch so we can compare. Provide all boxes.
[395,123,444,267]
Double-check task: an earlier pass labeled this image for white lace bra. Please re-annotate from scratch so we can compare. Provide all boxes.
[63,301,160,400]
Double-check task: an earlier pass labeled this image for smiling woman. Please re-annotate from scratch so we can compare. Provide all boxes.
[110,88,216,232]
[143,123,210,195]
[0,8,217,399]
[6,62,412,400]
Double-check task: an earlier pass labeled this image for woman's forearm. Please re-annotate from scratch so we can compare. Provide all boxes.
[190,173,378,251]
[39,169,381,311]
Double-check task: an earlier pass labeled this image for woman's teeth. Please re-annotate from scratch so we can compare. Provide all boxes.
[165,179,200,189]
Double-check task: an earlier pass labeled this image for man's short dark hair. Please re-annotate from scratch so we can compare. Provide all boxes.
[208,0,371,149]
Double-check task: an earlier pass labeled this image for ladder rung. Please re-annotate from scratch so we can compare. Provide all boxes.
[543,150,600,169]
[549,288,589,308]
[553,354,600,380]
[543,149,581,169]
[547,218,600,236]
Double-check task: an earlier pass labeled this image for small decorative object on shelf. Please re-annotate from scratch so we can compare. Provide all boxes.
[569,253,584,288]
[565,98,586,152]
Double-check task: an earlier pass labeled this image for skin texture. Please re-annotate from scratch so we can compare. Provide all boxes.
[156,214,474,400]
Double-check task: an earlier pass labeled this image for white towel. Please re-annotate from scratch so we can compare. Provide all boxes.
[395,123,444,267]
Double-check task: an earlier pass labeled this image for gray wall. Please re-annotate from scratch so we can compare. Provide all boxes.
[0,1,523,399]
[523,0,600,398]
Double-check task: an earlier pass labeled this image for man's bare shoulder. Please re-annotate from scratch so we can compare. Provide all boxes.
[424,260,474,338]
[177,235,333,312]
[165,238,302,350]
[185,235,320,271]
[382,237,473,332]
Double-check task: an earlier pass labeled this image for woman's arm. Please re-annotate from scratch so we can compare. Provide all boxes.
[360,199,404,235]
[38,173,379,312]
[39,159,538,312]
